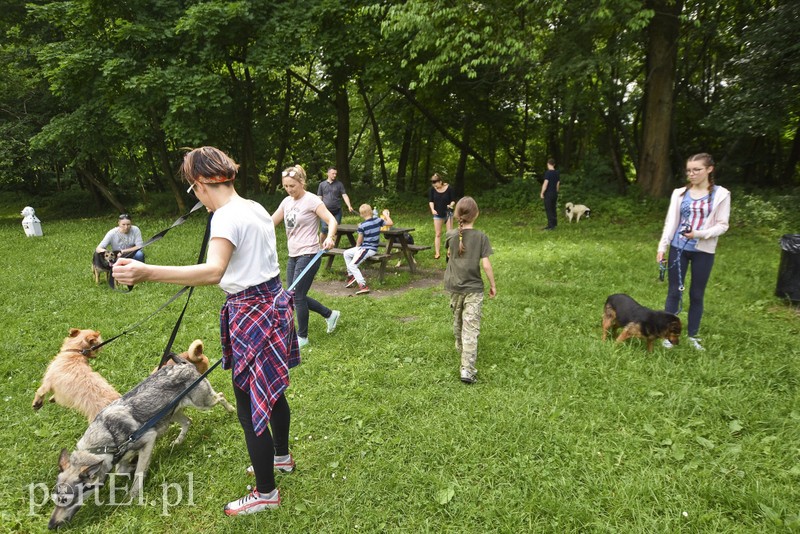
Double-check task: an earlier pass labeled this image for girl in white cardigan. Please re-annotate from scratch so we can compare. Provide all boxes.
[657,153,731,351]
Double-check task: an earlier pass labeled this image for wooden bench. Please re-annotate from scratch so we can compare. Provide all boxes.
[323,248,392,282]
[378,243,432,266]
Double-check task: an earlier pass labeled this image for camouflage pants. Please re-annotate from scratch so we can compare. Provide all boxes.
[449,291,484,377]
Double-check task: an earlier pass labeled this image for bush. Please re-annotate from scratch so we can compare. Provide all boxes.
[474,177,537,211]
[732,188,800,233]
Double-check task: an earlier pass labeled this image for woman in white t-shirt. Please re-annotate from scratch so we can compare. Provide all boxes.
[272,165,340,348]
[113,146,299,516]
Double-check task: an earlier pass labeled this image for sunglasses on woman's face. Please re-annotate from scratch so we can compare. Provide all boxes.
[431,179,440,184]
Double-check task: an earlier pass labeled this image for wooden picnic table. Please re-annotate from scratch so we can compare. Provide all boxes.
[328,224,424,274]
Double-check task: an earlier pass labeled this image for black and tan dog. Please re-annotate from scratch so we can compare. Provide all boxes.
[602,293,681,352]
[92,250,121,285]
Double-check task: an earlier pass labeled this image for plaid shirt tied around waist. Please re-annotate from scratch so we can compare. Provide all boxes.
[220,276,300,436]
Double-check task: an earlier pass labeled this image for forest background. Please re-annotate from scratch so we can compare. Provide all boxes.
[1,0,799,217]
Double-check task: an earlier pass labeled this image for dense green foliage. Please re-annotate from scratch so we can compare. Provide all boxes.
[1,194,799,532]
[0,0,798,213]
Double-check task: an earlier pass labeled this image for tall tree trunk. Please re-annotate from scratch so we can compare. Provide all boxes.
[153,128,186,213]
[410,121,423,191]
[240,66,259,195]
[602,102,628,192]
[271,70,293,193]
[357,80,388,189]
[79,160,126,213]
[454,119,471,197]
[333,78,351,186]
[520,82,530,176]
[396,109,415,192]
[546,98,562,166]
[638,0,683,198]
[393,85,505,183]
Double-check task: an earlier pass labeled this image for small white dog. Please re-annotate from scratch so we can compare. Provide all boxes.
[21,206,36,218]
[565,202,591,223]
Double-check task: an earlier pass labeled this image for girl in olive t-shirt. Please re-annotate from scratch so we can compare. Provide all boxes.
[444,197,497,384]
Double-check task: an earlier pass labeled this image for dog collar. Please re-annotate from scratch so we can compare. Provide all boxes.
[63,348,95,357]
[85,445,119,456]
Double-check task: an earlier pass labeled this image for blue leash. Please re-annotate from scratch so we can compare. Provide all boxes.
[285,249,326,292]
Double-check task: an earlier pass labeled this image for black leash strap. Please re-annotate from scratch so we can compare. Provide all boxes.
[126,201,206,256]
[157,211,213,370]
[109,201,206,292]
[87,209,212,355]
[83,286,191,355]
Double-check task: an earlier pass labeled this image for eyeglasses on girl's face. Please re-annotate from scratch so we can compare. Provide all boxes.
[685,167,707,175]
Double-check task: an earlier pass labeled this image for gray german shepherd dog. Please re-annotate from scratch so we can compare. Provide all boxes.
[48,361,233,529]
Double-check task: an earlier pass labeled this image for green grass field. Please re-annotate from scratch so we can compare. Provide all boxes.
[1,197,798,533]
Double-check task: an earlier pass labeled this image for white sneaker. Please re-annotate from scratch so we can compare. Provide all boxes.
[460,368,476,384]
[246,454,295,476]
[688,337,705,351]
[326,310,340,333]
[274,454,295,473]
[662,339,674,349]
[223,488,279,515]
[297,336,309,348]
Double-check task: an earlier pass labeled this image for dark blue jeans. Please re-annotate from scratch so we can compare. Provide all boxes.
[543,192,558,228]
[664,247,715,337]
[320,208,342,235]
[286,253,331,338]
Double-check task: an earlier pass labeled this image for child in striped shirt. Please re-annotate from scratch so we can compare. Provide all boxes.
[343,204,393,295]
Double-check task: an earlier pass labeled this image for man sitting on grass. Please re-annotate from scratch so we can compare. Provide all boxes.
[343,204,393,295]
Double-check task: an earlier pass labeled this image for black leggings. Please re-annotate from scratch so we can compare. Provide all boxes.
[233,379,290,494]
[664,247,715,337]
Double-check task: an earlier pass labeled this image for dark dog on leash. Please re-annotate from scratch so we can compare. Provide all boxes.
[92,250,121,285]
[602,293,681,352]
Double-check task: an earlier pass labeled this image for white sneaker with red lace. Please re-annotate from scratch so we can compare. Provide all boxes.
[246,453,295,476]
[224,488,279,516]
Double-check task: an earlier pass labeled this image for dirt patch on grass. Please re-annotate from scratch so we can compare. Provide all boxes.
[314,267,444,299]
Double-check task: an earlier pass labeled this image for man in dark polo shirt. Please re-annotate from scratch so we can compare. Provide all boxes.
[317,166,354,244]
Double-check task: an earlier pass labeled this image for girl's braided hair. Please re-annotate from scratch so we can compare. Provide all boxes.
[454,196,479,257]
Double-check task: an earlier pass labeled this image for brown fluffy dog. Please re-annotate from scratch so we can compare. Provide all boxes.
[33,328,121,421]
[602,293,681,352]
[152,339,210,375]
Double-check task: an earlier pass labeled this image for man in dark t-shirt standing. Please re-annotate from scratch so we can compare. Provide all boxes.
[317,166,354,244]
[540,158,560,230]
